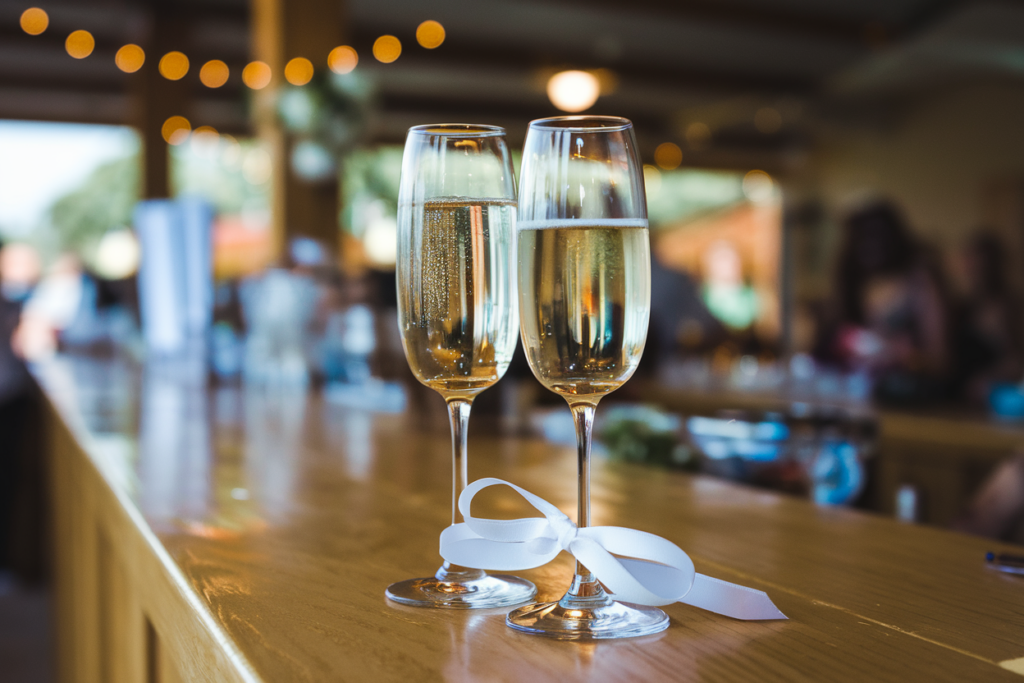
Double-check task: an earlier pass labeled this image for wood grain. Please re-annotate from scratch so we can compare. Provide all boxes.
[37,357,1024,682]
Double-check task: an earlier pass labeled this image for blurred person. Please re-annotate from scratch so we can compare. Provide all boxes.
[636,253,726,377]
[953,453,1024,544]
[0,240,34,573]
[12,253,86,360]
[816,201,952,404]
[951,231,1024,403]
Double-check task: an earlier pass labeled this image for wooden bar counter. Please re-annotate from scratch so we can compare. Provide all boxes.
[34,356,1024,682]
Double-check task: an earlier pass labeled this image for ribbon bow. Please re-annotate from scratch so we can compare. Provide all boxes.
[440,478,786,621]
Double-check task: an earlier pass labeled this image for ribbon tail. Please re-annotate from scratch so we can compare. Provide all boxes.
[679,574,788,620]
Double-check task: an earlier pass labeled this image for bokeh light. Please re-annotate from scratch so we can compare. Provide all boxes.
[242,148,272,185]
[685,122,711,150]
[242,61,272,89]
[200,60,230,88]
[159,51,189,81]
[416,21,446,49]
[654,142,683,170]
[742,170,775,203]
[284,57,314,85]
[93,230,140,280]
[642,164,662,197]
[547,70,600,112]
[162,116,191,145]
[373,35,402,63]
[20,8,48,36]
[66,31,95,59]
[115,44,145,73]
[754,107,783,134]
[328,46,358,74]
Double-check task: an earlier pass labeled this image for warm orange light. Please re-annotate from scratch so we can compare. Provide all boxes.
[159,51,189,81]
[547,70,599,112]
[162,116,191,145]
[328,46,358,74]
[193,125,218,136]
[373,35,401,63]
[242,61,271,89]
[20,8,48,35]
[284,57,314,86]
[416,21,445,49]
[66,31,95,59]
[654,142,682,170]
[115,44,145,73]
[200,60,229,88]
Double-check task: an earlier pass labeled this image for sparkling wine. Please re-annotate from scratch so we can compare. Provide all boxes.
[518,219,650,400]
[398,197,519,400]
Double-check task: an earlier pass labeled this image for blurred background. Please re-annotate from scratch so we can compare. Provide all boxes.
[4,0,1024,677]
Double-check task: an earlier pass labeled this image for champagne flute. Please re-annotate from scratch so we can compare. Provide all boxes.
[507,116,667,638]
[386,124,537,608]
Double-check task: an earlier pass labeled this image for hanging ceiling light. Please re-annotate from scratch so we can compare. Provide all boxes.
[546,70,600,113]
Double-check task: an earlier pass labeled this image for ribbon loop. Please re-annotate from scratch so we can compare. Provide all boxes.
[439,478,787,621]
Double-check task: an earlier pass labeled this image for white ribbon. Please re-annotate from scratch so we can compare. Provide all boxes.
[440,478,787,621]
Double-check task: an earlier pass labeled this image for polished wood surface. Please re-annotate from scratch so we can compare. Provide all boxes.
[38,356,1024,682]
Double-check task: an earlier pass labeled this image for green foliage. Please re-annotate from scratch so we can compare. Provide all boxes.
[47,155,140,250]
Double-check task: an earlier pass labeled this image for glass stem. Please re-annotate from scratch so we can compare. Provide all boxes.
[436,397,483,582]
[446,398,472,526]
[563,400,607,604]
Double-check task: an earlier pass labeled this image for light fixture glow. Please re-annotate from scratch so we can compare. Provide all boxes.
[373,35,402,63]
[20,8,48,35]
[546,70,600,113]
[284,57,314,85]
[654,142,682,170]
[115,44,145,73]
[242,61,272,89]
[416,21,445,49]
[159,51,189,80]
[162,116,191,145]
[66,30,95,59]
[200,60,230,88]
[328,46,358,74]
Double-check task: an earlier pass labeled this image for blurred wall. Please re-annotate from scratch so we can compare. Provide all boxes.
[802,82,1024,297]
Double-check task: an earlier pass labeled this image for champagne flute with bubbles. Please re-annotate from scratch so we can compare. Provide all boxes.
[507,116,667,638]
[386,124,537,609]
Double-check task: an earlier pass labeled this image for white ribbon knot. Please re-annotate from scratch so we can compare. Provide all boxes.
[439,478,787,621]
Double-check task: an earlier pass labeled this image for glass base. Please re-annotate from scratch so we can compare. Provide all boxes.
[506,579,669,640]
[386,563,536,609]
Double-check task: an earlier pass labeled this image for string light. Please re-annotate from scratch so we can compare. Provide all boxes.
[65,30,95,59]
[328,46,358,74]
[161,116,191,145]
[159,51,189,80]
[284,57,313,86]
[416,21,445,49]
[115,44,145,73]
[373,35,401,63]
[242,61,272,89]
[20,8,48,35]
[200,60,229,88]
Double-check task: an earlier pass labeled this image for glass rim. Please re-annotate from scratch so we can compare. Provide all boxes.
[528,116,633,132]
[407,123,506,137]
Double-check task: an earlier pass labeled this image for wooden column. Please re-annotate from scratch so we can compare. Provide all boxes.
[133,1,192,200]
[251,0,347,259]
